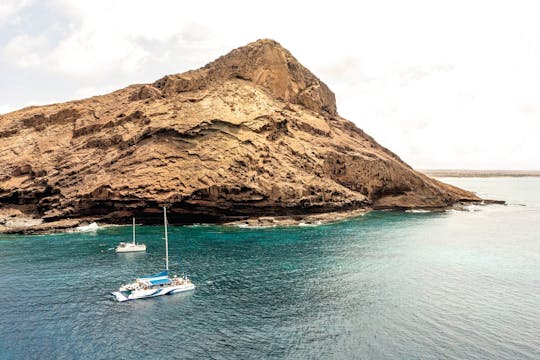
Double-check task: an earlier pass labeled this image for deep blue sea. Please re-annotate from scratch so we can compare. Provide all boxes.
[0,177,539,359]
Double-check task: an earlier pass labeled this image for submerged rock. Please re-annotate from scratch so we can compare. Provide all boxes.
[0,39,479,228]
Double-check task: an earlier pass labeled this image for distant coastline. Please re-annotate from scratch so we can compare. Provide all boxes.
[421,169,540,178]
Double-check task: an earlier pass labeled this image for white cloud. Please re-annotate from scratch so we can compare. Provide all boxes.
[0,104,15,114]
[0,0,33,25]
[2,1,229,78]
[47,28,149,76]
[3,33,48,67]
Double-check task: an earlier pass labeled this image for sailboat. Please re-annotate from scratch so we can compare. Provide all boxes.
[111,207,195,302]
[115,218,146,253]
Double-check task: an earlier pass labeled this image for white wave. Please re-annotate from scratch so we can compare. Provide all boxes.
[462,204,484,212]
[446,204,486,213]
[405,209,432,213]
[186,223,210,227]
[233,222,278,229]
[298,221,323,226]
[74,222,100,232]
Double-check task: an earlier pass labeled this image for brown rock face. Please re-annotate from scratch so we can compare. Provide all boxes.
[154,39,337,115]
[0,39,479,225]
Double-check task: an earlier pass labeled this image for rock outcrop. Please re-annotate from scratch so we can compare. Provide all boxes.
[0,39,479,229]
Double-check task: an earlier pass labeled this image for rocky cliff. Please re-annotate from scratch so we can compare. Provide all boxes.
[0,39,480,230]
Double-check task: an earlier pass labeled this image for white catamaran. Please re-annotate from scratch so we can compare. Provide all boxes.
[111,207,195,302]
[115,218,146,253]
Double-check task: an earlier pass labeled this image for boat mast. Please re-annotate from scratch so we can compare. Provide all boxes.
[164,206,169,271]
[132,217,136,244]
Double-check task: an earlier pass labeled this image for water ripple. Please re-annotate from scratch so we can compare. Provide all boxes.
[0,178,539,359]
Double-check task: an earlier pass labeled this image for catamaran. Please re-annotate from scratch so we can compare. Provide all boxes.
[115,218,146,253]
[111,207,195,302]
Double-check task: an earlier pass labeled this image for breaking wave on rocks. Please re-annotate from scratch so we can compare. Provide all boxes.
[72,222,100,232]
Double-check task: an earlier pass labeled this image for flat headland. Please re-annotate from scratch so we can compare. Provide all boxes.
[421,169,540,177]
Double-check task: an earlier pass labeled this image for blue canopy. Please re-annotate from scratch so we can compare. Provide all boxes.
[140,271,168,279]
[148,278,172,286]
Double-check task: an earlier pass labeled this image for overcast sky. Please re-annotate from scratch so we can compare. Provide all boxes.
[1,0,539,169]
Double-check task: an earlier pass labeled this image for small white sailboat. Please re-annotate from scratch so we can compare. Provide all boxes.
[115,218,146,253]
[111,207,195,302]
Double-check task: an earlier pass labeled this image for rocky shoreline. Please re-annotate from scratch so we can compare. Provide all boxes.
[0,199,505,235]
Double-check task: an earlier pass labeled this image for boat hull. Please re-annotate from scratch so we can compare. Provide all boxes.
[111,283,195,302]
[115,244,146,253]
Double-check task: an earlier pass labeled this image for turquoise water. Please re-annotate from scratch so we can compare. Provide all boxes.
[0,177,539,359]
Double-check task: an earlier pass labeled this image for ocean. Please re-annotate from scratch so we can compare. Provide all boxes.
[0,177,539,359]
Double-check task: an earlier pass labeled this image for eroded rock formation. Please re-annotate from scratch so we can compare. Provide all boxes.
[0,39,479,229]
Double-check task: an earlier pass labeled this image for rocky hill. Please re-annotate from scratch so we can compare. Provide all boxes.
[0,39,480,232]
